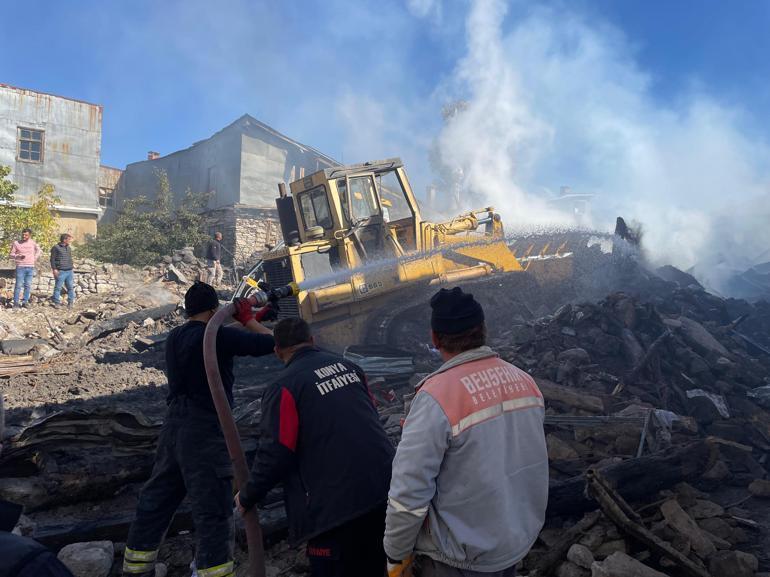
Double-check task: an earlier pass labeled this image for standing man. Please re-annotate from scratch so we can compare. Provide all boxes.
[235,318,394,577]
[122,282,276,577]
[384,288,548,577]
[205,232,224,286]
[9,228,42,309]
[50,233,75,309]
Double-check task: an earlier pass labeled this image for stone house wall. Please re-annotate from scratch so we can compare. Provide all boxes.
[205,204,281,269]
[0,260,140,303]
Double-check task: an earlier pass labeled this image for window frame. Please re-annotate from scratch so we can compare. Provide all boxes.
[376,170,414,222]
[98,187,115,208]
[297,185,334,231]
[17,127,45,163]
[346,174,381,223]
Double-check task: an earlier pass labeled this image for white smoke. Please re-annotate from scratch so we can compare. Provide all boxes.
[427,0,770,292]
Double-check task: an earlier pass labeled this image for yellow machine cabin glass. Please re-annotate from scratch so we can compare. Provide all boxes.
[348,176,380,222]
[298,185,333,230]
[377,171,412,222]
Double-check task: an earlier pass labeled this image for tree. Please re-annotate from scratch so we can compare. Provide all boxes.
[0,166,61,253]
[82,169,210,266]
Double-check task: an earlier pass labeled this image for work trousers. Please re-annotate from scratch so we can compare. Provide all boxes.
[306,503,387,577]
[415,558,516,577]
[52,270,75,305]
[123,399,234,577]
[206,260,223,285]
[13,267,34,305]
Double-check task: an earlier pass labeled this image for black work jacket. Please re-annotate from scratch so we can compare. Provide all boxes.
[240,346,394,544]
[165,321,274,412]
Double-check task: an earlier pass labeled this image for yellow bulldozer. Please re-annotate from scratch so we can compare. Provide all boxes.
[234,158,581,350]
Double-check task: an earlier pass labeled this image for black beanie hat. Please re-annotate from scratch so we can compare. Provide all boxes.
[430,287,485,335]
[184,282,219,316]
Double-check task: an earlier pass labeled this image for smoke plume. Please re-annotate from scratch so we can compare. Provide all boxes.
[425,0,770,293]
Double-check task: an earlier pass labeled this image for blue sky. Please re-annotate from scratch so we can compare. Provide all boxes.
[3,0,770,285]
[3,1,768,169]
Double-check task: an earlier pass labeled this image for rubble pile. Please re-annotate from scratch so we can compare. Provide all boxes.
[367,264,770,575]
[144,247,236,288]
[0,283,183,422]
[0,257,769,576]
[495,274,770,575]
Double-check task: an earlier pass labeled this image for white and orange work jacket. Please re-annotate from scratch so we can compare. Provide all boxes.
[384,347,548,572]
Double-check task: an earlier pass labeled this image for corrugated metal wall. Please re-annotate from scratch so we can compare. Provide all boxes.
[0,85,102,212]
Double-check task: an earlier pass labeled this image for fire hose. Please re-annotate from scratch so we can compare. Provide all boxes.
[203,282,299,577]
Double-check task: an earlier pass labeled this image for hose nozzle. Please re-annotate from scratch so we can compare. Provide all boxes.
[247,281,300,307]
[269,281,299,300]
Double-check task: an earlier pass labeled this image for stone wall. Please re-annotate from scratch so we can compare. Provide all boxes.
[205,204,281,268]
[0,260,140,303]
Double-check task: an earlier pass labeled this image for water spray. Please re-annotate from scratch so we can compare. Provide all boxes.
[202,282,299,577]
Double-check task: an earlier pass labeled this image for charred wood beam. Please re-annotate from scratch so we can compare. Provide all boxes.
[86,304,178,342]
[546,440,713,518]
[535,378,605,413]
[626,329,672,384]
[586,469,712,577]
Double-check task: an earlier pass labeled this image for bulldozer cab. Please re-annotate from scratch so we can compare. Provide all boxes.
[287,158,420,269]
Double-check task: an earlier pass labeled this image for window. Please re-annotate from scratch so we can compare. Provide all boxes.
[377,171,413,222]
[348,176,380,222]
[18,128,44,162]
[298,185,333,230]
[99,187,115,208]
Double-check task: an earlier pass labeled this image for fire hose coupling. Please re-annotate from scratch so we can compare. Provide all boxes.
[247,281,300,307]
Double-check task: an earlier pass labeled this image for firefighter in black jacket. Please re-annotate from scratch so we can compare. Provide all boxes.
[235,318,394,577]
[122,282,275,577]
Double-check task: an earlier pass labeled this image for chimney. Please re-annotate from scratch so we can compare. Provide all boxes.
[147,151,160,160]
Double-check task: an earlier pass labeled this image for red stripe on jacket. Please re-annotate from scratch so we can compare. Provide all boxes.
[279,387,299,452]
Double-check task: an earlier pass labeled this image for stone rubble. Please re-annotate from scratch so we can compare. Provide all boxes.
[0,254,769,576]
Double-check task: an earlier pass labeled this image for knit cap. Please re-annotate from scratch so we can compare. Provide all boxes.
[184,282,219,316]
[430,287,485,334]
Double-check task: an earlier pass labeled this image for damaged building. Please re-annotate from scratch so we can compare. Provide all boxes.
[0,84,119,240]
[115,115,338,266]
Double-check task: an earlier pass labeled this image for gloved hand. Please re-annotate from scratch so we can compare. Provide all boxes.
[386,555,413,577]
[233,298,255,325]
[254,303,278,322]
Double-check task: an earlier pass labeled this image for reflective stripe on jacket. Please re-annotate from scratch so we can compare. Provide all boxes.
[384,347,548,572]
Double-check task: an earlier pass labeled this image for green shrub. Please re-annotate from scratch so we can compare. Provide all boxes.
[82,169,210,266]
[0,166,61,253]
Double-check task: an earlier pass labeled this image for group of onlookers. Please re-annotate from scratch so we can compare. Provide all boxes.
[8,229,75,310]
[5,230,228,311]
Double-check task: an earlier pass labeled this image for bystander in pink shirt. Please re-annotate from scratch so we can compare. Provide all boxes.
[9,239,42,268]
